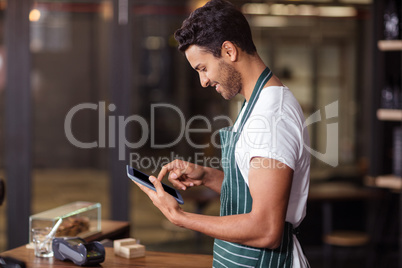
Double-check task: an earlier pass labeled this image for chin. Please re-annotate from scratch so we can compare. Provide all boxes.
[219,88,239,100]
[222,93,236,100]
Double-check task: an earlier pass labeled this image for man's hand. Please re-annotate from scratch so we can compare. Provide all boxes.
[158,160,206,190]
[132,175,183,225]
[158,159,224,193]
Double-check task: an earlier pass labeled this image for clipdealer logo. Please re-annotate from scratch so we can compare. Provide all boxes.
[303,100,339,167]
[64,102,233,161]
[64,100,339,168]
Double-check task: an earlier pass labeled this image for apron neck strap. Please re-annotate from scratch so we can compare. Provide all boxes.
[236,67,272,132]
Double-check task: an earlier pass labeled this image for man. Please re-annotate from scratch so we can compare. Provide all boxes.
[133,0,310,267]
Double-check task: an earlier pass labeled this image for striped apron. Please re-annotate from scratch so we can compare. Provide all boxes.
[213,67,294,268]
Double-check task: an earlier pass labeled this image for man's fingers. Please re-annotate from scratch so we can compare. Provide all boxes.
[149,176,164,193]
[168,170,189,190]
[157,160,197,191]
[133,180,153,196]
[157,166,169,180]
[158,161,181,180]
[169,176,187,190]
[169,168,186,180]
[183,181,195,187]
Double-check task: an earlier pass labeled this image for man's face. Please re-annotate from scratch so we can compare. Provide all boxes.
[185,45,242,100]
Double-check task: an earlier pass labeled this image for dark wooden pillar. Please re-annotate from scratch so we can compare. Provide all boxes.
[5,0,32,249]
[109,0,133,221]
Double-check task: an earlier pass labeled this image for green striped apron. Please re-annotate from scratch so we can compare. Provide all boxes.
[213,67,294,268]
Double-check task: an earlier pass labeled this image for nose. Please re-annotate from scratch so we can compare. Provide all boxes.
[199,73,210,88]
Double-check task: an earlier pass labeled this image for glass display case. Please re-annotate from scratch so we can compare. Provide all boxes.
[29,201,101,243]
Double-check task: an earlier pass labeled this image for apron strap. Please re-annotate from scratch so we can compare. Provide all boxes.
[236,67,272,133]
[293,226,300,236]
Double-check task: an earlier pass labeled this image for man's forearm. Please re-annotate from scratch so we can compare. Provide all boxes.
[202,166,224,193]
[172,209,282,249]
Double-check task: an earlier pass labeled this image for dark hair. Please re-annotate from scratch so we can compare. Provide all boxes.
[174,0,256,58]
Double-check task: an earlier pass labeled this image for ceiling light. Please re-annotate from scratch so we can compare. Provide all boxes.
[318,6,357,17]
[29,9,41,22]
[251,16,288,27]
[242,3,270,15]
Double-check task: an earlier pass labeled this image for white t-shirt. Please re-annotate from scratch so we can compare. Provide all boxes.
[233,86,310,268]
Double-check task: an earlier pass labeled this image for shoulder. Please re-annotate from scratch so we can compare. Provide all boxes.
[251,86,302,119]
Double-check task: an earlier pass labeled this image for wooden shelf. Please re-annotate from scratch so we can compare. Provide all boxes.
[377,109,402,121]
[378,40,402,51]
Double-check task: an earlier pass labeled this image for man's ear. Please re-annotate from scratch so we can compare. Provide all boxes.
[221,41,238,62]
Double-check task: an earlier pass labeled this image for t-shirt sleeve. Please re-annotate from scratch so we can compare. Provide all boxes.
[236,112,302,171]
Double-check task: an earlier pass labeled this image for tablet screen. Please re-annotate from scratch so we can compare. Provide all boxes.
[129,167,179,199]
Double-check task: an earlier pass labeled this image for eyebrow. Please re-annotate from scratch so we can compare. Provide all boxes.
[194,64,201,71]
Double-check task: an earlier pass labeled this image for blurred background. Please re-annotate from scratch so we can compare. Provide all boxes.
[0,0,401,267]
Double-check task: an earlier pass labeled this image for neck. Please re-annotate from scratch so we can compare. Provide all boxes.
[240,56,283,102]
[238,55,269,102]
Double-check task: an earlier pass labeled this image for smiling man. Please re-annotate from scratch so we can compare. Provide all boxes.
[132,0,311,267]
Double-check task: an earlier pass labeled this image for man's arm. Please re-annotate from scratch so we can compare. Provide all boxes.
[158,160,224,193]
[138,157,293,249]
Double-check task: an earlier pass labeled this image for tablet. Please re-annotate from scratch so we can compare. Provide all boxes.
[126,165,184,204]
